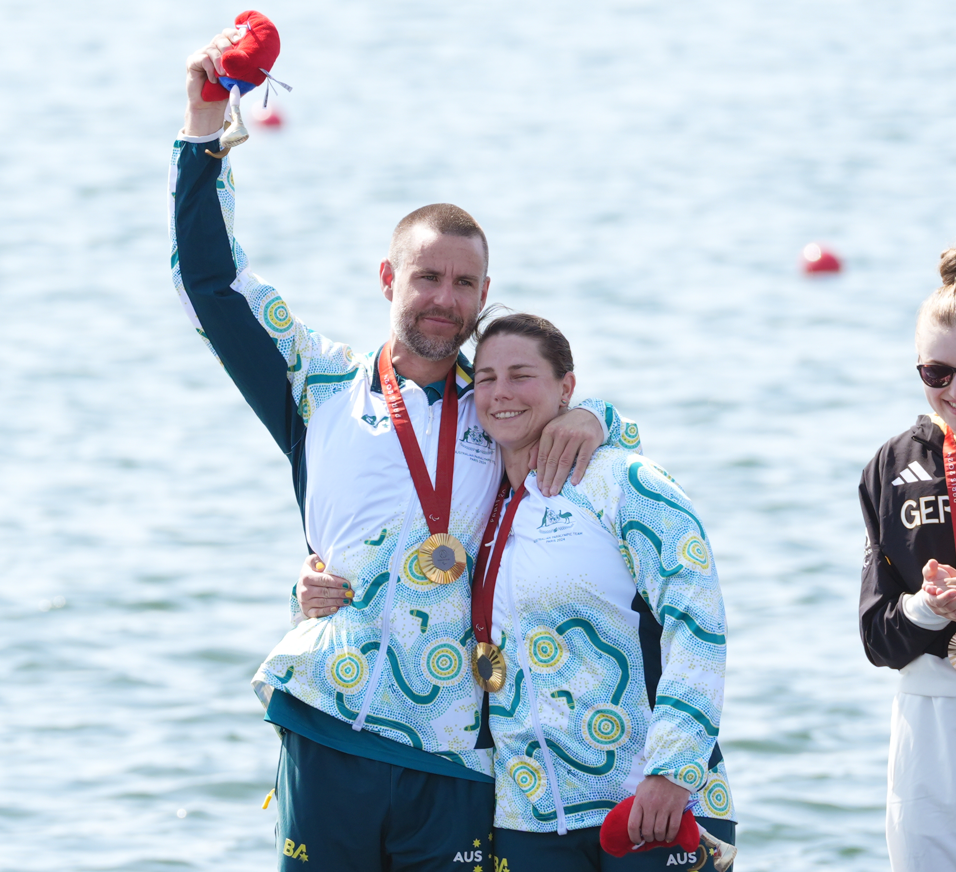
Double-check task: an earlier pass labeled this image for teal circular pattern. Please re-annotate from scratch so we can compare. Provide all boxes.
[326,649,368,693]
[702,776,731,817]
[403,548,432,588]
[527,628,567,673]
[581,704,631,750]
[264,296,293,333]
[508,756,547,802]
[421,639,465,686]
[621,422,641,448]
[679,534,711,573]
[676,762,706,789]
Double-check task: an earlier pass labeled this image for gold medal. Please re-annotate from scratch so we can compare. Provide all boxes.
[419,533,467,585]
[473,641,507,692]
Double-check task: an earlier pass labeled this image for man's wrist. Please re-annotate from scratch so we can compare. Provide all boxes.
[573,398,611,442]
[644,773,692,792]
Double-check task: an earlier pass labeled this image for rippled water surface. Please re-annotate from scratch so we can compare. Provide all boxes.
[5,1,956,869]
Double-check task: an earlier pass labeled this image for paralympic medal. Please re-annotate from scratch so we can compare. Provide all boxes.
[471,477,527,691]
[419,532,467,585]
[378,344,466,586]
[473,641,506,693]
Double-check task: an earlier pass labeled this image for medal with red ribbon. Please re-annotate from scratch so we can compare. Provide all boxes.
[942,427,956,670]
[378,344,467,585]
[470,477,527,692]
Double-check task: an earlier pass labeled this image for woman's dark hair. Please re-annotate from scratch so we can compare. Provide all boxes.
[474,310,574,378]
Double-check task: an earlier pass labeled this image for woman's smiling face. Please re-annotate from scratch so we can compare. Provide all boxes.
[474,333,575,452]
[918,321,956,432]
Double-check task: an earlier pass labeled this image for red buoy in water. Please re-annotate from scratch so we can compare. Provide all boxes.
[252,104,285,128]
[801,243,842,274]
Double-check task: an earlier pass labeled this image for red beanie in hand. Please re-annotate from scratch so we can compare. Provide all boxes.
[599,799,699,858]
[200,10,281,103]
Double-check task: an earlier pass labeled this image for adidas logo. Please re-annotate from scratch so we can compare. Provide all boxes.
[892,461,933,486]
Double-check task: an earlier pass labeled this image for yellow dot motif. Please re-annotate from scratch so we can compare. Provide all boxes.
[581,704,631,750]
[403,548,432,588]
[421,639,466,686]
[678,534,711,573]
[326,648,368,693]
[621,422,641,448]
[264,295,293,333]
[508,756,547,802]
[676,762,705,789]
[703,775,731,816]
[526,628,568,673]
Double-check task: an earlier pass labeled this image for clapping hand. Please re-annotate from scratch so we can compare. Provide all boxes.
[921,559,956,622]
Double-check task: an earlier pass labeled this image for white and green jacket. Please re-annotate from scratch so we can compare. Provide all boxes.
[168,132,642,780]
[487,448,734,831]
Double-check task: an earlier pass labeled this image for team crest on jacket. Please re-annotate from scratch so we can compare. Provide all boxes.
[361,413,389,429]
[458,426,494,464]
[533,505,581,544]
[538,507,572,530]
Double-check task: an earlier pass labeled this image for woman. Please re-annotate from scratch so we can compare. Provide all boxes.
[296,312,735,869]
[469,313,735,871]
[859,249,956,872]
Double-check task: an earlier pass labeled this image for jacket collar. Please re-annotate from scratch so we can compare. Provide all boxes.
[370,344,475,400]
[912,413,947,453]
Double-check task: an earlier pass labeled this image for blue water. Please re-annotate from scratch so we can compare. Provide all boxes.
[5,1,956,868]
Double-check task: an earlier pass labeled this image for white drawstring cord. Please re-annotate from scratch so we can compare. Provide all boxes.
[258,68,294,108]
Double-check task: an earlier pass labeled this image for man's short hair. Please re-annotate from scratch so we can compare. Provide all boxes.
[388,204,489,276]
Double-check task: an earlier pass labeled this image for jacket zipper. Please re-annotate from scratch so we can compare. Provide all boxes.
[913,434,943,457]
[503,530,568,834]
[354,387,435,730]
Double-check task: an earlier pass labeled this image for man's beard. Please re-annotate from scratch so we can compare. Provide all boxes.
[392,302,478,362]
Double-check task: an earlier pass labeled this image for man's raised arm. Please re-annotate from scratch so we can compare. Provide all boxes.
[170,34,361,461]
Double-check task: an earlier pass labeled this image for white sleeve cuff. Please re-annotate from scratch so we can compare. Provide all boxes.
[901,591,952,630]
[177,128,224,144]
[573,400,610,442]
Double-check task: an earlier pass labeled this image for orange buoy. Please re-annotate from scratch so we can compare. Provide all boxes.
[801,242,842,274]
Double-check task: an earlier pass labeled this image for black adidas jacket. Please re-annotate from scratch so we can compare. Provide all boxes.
[859,414,956,669]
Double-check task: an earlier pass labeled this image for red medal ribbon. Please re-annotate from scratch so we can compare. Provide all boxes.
[471,479,527,643]
[378,343,459,535]
[943,428,956,548]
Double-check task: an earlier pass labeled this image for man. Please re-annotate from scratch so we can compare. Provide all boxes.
[171,29,639,872]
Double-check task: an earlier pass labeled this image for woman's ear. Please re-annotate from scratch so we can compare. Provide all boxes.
[560,372,576,407]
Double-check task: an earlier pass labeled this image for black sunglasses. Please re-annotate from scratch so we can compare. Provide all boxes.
[917,363,956,388]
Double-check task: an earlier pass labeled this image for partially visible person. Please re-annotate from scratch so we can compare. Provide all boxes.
[859,247,956,872]
[467,313,735,870]
[860,248,956,872]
